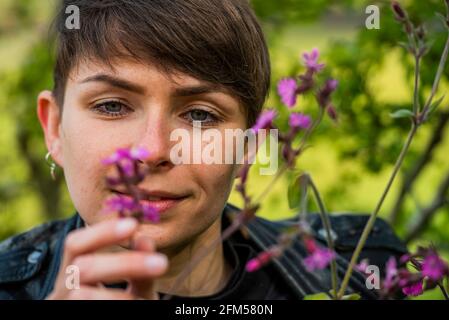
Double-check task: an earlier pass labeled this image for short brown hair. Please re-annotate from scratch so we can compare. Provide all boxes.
[52,0,271,127]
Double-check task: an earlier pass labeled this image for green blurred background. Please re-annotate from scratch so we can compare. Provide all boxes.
[0,0,448,299]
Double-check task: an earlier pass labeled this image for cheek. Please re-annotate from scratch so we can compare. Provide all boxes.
[192,162,237,215]
[187,127,243,221]
[59,108,134,220]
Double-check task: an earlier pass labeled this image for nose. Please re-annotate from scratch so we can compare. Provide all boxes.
[136,109,174,173]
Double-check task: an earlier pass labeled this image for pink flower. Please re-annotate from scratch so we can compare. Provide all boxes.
[421,253,448,281]
[251,109,277,134]
[400,254,411,264]
[102,146,151,165]
[289,113,312,129]
[302,48,325,73]
[130,146,151,161]
[246,252,272,272]
[104,195,160,222]
[303,237,317,253]
[326,79,338,92]
[277,78,298,108]
[102,146,151,180]
[383,257,398,290]
[317,79,339,109]
[245,259,261,273]
[402,281,424,297]
[102,148,130,165]
[304,247,336,271]
[141,203,160,223]
[356,259,370,274]
[246,248,280,272]
[327,104,338,122]
[104,195,138,214]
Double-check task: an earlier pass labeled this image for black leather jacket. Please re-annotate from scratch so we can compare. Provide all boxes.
[0,203,408,300]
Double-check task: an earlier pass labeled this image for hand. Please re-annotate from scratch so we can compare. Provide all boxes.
[46,218,168,300]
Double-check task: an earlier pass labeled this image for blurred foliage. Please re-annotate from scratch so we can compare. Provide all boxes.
[0,0,448,299]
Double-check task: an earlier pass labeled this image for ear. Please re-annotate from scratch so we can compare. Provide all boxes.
[37,90,64,168]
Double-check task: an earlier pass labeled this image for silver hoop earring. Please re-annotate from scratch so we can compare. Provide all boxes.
[45,151,57,181]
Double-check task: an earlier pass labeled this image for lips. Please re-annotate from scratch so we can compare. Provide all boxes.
[111,188,189,213]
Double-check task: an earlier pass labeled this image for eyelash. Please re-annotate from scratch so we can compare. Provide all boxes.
[91,100,133,118]
[181,107,221,126]
[91,100,222,125]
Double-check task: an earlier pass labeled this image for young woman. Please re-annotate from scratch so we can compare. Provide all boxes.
[0,0,407,300]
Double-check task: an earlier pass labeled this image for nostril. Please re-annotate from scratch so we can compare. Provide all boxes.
[158,160,172,168]
[141,159,173,172]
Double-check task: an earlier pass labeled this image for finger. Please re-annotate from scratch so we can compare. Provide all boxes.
[128,280,159,300]
[62,218,138,264]
[127,236,159,299]
[73,251,168,284]
[132,234,156,252]
[67,286,135,300]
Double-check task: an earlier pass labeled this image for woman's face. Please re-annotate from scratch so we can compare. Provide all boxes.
[38,59,247,253]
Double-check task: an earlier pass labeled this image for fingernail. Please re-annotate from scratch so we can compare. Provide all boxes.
[144,254,168,270]
[115,219,137,236]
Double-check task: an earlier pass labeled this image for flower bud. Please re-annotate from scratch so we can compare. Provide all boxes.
[391,1,407,21]
[327,104,338,122]
[416,25,426,41]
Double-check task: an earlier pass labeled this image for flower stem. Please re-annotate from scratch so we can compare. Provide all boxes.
[413,54,421,115]
[437,282,449,300]
[422,33,449,117]
[337,122,418,299]
[307,174,338,299]
[253,164,288,204]
[254,105,324,206]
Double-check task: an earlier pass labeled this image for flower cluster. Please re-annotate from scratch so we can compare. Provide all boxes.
[245,223,336,274]
[302,236,336,272]
[357,246,449,299]
[383,247,449,298]
[277,48,338,120]
[277,48,338,168]
[239,48,338,275]
[101,146,160,222]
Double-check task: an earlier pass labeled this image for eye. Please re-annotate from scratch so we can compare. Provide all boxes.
[91,100,133,118]
[182,108,220,126]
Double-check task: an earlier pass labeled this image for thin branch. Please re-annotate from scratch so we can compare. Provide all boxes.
[307,174,338,299]
[388,110,449,225]
[421,35,449,117]
[404,170,449,243]
[337,122,418,299]
[413,54,421,115]
[437,282,449,300]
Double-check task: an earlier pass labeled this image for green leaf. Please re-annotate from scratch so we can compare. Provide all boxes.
[425,95,445,119]
[435,12,449,29]
[287,174,308,210]
[390,109,414,119]
[303,292,332,300]
[398,41,411,52]
[287,175,301,209]
[340,293,361,300]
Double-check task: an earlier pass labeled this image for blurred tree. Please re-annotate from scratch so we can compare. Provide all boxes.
[6,40,65,221]
[252,0,449,245]
[0,0,448,261]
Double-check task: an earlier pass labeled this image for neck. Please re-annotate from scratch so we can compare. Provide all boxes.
[155,217,233,297]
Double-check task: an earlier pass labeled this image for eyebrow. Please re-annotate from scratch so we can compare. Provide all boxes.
[81,74,146,94]
[172,83,221,97]
[80,73,223,97]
